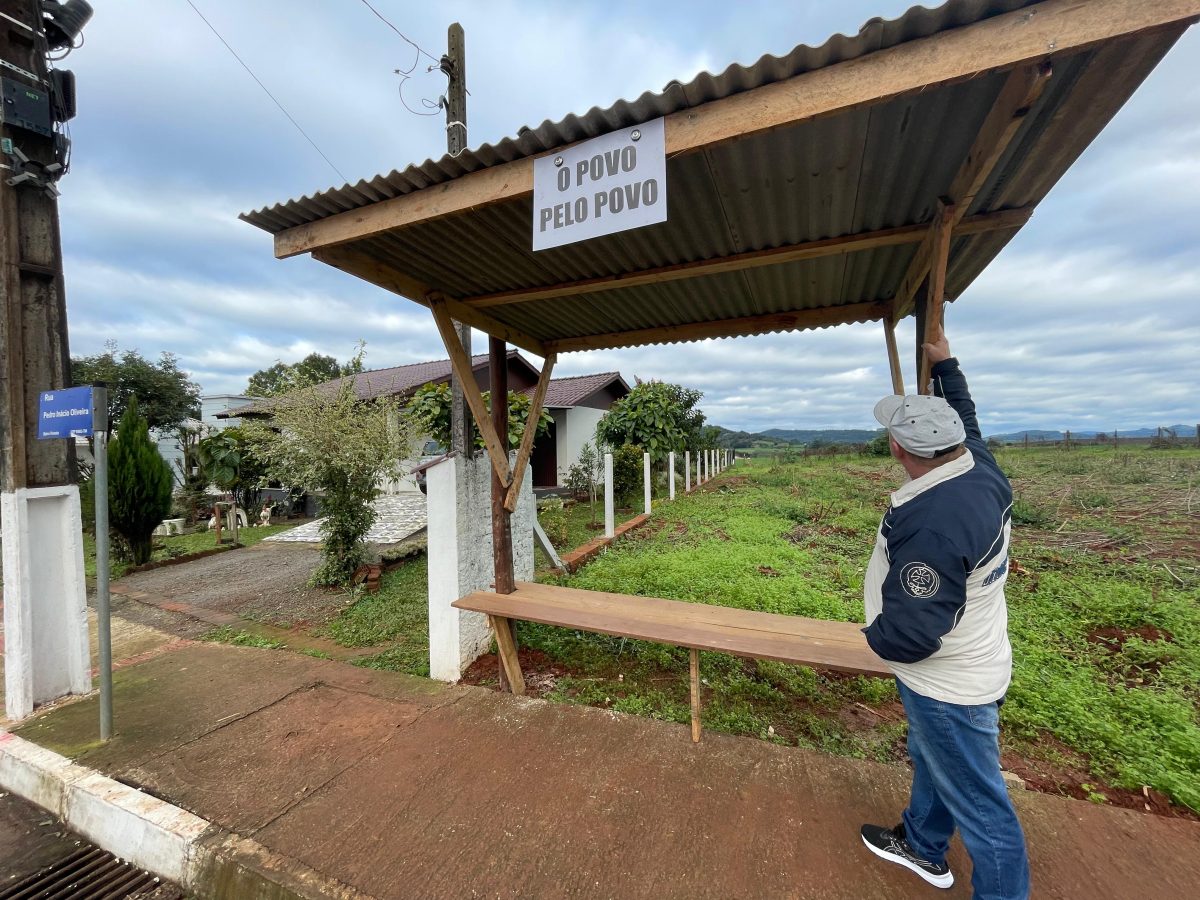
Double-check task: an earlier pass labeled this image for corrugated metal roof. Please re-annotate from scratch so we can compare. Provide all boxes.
[242,0,1043,233]
[239,1,1191,353]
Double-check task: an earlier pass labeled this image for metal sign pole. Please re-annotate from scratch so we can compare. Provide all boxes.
[92,385,112,740]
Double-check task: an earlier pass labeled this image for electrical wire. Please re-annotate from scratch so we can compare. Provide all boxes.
[183,0,348,184]
[356,0,452,119]
[357,0,440,69]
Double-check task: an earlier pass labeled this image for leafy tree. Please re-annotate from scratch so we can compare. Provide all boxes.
[245,352,363,397]
[196,427,267,514]
[71,343,200,433]
[865,432,892,457]
[609,444,644,508]
[108,398,174,565]
[172,423,211,522]
[407,382,552,450]
[596,381,705,462]
[240,377,413,586]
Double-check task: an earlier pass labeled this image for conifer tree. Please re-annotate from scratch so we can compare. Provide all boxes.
[109,397,173,564]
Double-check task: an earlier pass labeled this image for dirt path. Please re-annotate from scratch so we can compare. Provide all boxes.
[113,541,342,628]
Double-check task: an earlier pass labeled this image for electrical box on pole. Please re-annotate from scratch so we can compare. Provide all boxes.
[1,0,93,722]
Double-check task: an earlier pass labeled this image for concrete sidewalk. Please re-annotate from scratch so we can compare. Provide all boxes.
[10,642,1200,899]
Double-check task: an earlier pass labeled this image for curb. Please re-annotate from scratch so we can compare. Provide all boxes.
[0,731,374,899]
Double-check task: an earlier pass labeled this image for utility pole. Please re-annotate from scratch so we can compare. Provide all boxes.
[2,0,93,723]
[1,0,74,491]
[443,22,473,456]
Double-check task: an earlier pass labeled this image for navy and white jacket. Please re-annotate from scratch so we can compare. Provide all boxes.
[862,358,1014,705]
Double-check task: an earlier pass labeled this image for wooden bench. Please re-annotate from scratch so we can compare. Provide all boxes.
[453,581,891,742]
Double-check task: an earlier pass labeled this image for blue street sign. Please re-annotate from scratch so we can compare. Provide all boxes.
[38,385,95,439]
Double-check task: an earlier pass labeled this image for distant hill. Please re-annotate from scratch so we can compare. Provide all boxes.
[711,425,882,448]
[711,423,1196,448]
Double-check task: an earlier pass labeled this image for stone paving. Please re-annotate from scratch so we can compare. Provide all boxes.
[265,493,427,545]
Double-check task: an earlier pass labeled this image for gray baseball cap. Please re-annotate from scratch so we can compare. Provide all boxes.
[873,394,966,458]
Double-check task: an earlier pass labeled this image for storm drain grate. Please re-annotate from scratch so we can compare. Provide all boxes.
[0,846,174,899]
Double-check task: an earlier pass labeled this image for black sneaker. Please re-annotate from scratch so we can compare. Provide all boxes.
[860,822,954,889]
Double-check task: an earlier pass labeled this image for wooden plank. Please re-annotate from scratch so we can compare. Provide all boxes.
[883,317,905,395]
[460,209,1029,310]
[429,298,512,486]
[892,63,1052,320]
[490,615,525,695]
[504,352,555,513]
[269,0,1199,259]
[547,301,889,355]
[510,582,872,644]
[490,336,516,596]
[918,201,955,395]
[454,584,890,676]
[690,649,702,743]
[313,245,547,356]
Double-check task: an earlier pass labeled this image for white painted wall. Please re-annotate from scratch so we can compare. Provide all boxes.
[2,486,91,720]
[554,406,605,485]
[427,453,535,682]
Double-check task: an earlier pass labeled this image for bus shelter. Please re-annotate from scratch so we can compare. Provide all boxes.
[242,0,1199,724]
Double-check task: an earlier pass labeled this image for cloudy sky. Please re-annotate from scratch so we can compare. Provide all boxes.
[59,1,1199,434]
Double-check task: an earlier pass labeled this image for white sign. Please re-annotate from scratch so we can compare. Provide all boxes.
[532,117,667,251]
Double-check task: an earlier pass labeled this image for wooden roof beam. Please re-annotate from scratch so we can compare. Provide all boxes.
[547,301,889,355]
[269,0,1200,259]
[311,245,548,358]
[892,62,1053,320]
[460,208,1031,310]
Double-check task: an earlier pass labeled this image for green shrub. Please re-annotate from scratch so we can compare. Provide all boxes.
[1011,497,1051,528]
[610,444,644,508]
[108,398,173,565]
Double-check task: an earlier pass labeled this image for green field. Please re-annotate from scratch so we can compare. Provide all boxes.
[509,447,1200,813]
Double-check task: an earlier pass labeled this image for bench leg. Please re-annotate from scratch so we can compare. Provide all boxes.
[689,648,701,743]
[490,615,526,696]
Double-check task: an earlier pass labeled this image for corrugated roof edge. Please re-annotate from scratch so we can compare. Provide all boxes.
[240,0,1039,233]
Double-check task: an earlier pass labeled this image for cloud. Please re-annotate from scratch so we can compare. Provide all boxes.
[56,1,1200,433]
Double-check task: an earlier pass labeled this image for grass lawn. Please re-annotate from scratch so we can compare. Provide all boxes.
[508,447,1200,814]
[535,495,643,570]
[83,523,296,581]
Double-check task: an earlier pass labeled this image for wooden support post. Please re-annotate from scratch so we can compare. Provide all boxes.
[668,452,676,500]
[490,337,516,691]
[918,200,955,395]
[429,298,512,485]
[505,352,556,513]
[883,316,905,395]
[643,452,652,515]
[490,615,525,696]
[689,648,702,743]
[604,452,615,538]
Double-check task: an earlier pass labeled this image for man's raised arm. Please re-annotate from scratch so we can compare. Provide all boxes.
[922,329,985,454]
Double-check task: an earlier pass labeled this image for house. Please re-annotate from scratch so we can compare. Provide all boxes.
[155,393,256,486]
[222,352,630,491]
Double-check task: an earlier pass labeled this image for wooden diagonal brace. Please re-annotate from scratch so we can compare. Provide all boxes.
[918,200,956,395]
[504,352,556,513]
[893,63,1052,320]
[429,297,512,486]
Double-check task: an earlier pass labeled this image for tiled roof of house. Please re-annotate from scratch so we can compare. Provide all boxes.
[538,372,629,408]
[223,353,627,417]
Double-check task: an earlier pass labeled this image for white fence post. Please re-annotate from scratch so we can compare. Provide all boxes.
[668,451,676,500]
[685,451,691,491]
[604,452,615,538]
[643,452,652,515]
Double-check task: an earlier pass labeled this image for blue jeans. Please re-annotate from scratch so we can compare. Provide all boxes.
[897,680,1030,900]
